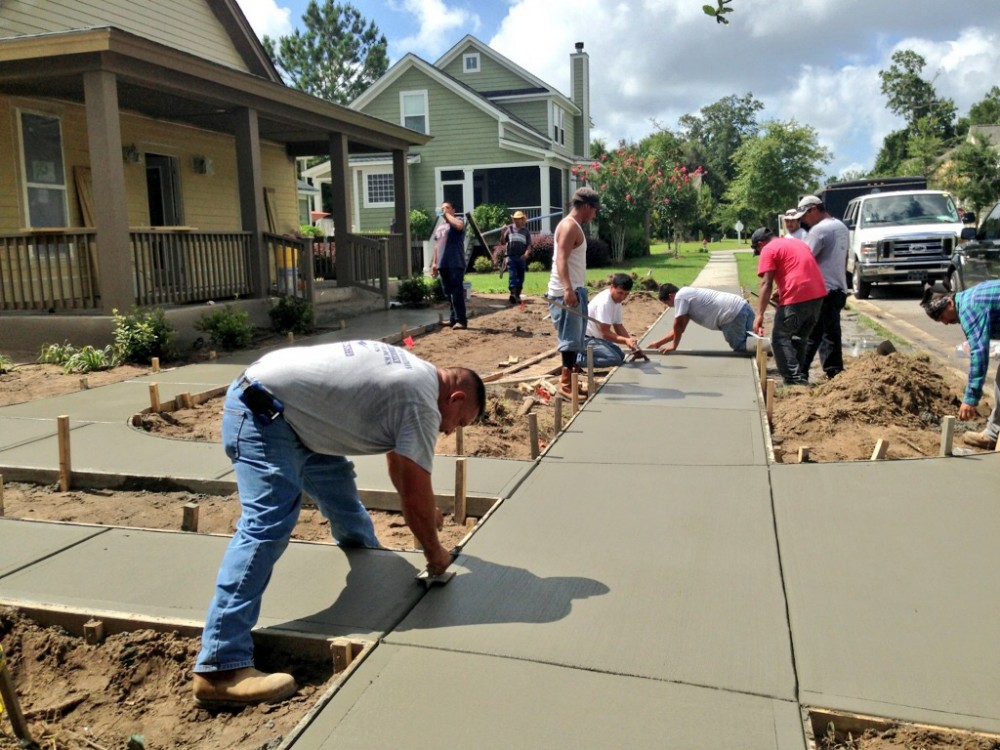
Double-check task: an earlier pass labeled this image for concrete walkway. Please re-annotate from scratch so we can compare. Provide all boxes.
[1,252,999,748]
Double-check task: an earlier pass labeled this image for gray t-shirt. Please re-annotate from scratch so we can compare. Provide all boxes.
[245,341,440,473]
[806,217,849,292]
[673,287,748,330]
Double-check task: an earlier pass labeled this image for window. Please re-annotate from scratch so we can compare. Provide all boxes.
[20,111,69,227]
[551,104,565,146]
[400,90,428,134]
[365,171,395,207]
[463,53,480,73]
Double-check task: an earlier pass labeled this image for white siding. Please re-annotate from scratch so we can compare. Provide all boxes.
[0,0,250,73]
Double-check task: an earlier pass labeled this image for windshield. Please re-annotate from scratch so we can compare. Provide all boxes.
[860,194,960,226]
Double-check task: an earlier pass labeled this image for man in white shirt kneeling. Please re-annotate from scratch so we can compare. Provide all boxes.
[579,273,638,368]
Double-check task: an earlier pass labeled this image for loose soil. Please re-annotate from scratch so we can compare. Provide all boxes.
[1,292,993,750]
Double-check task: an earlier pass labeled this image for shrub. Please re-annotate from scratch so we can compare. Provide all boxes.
[527,261,546,273]
[410,208,434,241]
[528,234,554,270]
[269,295,314,334]
[471,204,510,236]
[112,307,176,364]
[38,341,76,365]
[472,256,494,273]
[0,353,13,374]
[195,304,254,351]
[586,236,614,267]
[396,276,431,306]
[430,276,447,302]
[64,345,115,373]
[298,225,324,238]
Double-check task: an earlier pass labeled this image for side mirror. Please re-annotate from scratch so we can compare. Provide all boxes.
[960,227,977,241]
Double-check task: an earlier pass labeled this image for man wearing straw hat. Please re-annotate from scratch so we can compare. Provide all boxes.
[501,210,532,304]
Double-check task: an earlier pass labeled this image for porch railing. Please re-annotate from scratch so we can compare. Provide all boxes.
[0,230,99,311]
[343,232,390,309]
[263,233,312,300]
[131,230,252,306]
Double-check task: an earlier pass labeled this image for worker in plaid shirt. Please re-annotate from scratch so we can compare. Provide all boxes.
[922,280,1000,449]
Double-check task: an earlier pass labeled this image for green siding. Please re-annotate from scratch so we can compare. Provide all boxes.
[440,47,532,94]
[503,100,549,137]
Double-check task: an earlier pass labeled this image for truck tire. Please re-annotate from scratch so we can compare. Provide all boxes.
[947,267,962,293]
[852,267,872,299]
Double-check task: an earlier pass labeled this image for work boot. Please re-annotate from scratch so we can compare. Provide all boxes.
[558,367,586,402]
[192,667,298,708]
[962,430,997,450]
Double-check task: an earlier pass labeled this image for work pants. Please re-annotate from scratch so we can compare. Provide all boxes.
[438,267,467,327]
[772,298,822,385]
[577,336,625,368]
[804,289,847,378]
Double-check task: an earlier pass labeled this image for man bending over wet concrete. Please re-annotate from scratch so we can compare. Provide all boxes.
[651,283,759,354]
[192,340,484,707]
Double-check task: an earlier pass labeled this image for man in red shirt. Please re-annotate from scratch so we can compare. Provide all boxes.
[751,227,827,386]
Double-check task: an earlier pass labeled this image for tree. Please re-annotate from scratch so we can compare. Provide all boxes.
[679,93,763,199]
[722,120,830,229]
[262,1,388,104]
[968,86,1000,126]
[899,116,945,180]
[943,138,1000,217]
[879,50,939,129]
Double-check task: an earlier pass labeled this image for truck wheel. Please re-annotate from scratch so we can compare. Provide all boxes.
[853,269,872,299]
[947,268,962,293]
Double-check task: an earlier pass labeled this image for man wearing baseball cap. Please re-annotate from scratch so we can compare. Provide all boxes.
[751,227,826,386]
[501,210,532,304]
[795,194,850,379]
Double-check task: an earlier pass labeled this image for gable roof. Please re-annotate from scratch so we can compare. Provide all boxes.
[435,34,578,113]
[208,0,282,81]
[350,52,550,147]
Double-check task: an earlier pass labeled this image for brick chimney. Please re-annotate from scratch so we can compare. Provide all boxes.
[571,41,590,159]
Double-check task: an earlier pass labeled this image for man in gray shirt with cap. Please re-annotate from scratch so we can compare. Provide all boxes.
[795,194,849,379]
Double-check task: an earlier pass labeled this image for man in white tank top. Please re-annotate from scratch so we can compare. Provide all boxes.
[547,186,600,401]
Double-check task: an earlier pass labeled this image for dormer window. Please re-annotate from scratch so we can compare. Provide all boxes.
[463,53,480,73]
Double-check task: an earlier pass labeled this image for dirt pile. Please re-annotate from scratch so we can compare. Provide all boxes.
[771,351,970,462]
[0,607,332,750]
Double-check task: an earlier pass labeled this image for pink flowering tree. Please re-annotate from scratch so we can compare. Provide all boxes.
[573,147,703,262]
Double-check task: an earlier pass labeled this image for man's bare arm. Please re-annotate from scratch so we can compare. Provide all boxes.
[386,452,451,573]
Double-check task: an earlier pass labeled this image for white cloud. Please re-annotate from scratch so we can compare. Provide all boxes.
[392,0,480,58]
[487,0,1000,175]
[235,0,293,41]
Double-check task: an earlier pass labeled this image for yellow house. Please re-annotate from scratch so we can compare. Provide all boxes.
[0,0,428,353]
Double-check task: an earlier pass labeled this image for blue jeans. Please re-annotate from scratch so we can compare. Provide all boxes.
[548,287,588,354]
[438,267,467,326]
[772,298,822,385]
[577,336,625,368]
[194,383,378,674]
[719,302,755,352]
[507,256,526,295]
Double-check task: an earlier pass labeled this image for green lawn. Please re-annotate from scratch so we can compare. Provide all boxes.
[465,238,750,295]
[735,250,761,294]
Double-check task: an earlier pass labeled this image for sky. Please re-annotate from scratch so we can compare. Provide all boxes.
[236,0,1000,180]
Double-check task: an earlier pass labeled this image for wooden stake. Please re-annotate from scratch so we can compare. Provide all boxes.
[0,645,34,746]
[756,338,767,390]
[83,619,105,645]
[454,457,467,525]
[79,376,89,390]
[587,344,595,397]
[401,324,408,337]
[151,356,160,373]
[209,350,217,360]
[528,413,539,459]
[455,425,464,456]
[570,371,580,415]
[766,379,776,426]
[797,447,810,464]
[287,332,294,344]
[339,319,346,330]
[180,392,193,409]
[0,473,4,517]
[330,639,354,673]
[57,415,71,492]
[411,534,423,550]
[870,439,889,461]
[940,415,955,456]
[149,383,161,412]
[554,397,562,432]
[181,502,200,532]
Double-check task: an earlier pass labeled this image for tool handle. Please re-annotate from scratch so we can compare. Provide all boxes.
[0,646,34,744]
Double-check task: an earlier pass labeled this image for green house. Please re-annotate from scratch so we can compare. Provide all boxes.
[303,35,593,240]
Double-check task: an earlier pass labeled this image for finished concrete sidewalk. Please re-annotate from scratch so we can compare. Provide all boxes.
[2,253,999,748]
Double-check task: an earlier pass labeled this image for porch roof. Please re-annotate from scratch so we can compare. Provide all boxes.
[0,27,431,157]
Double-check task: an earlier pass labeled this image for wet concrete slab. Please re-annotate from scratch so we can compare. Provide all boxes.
[542,404,768,466]
[388,462,795,700]
[772,456,1000,733]
[592,366,760,410]
[0,417,62,450]
[295,645,808,750]
[0,526,427,640]
[0,380,194,421]
[0,518,108,578]
[0,421,231,480]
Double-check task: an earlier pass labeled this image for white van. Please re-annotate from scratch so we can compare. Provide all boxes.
[843,190,969,299]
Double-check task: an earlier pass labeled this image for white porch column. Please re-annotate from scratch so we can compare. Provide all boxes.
[539,165,552,233]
